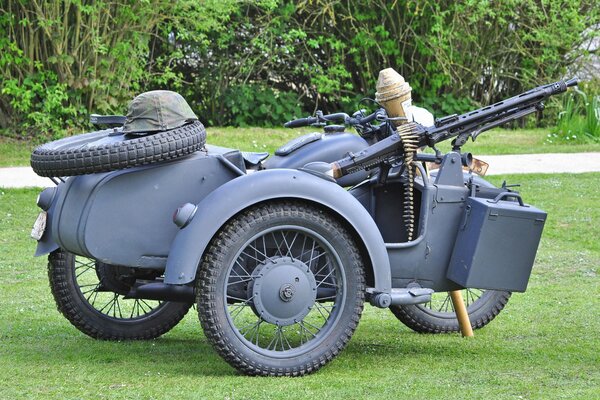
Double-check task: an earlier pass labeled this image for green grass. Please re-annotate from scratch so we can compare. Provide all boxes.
[2,127,600,167]
[0,138,36,167]
[1,173,598,399]
[427,127,600,155]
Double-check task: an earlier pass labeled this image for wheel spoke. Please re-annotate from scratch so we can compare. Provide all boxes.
[229,303,250,321]
[316,268,335,288]
[222,226,350,355]
[438,294,451,313]
[307,251,326,269]
[298,321,318,338]
[246,242,273,263]
[313,259,331,278]
[81,283,100,296]
[238,319,262,337]
[67,254,167,323]
[227,277,253,286]
[97,294,116,314]
[313,303,330,321]
[271,232,285,257]
[227,294,254,304]
[88,287,100,307]
[114,296,123,318]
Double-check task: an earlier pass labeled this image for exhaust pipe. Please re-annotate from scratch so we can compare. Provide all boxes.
[126,282,195,303]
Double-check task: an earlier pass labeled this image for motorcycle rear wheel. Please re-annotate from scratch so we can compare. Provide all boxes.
[390,289,511,333]
[48,249,192,340]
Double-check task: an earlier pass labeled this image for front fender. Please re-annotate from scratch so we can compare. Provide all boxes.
[164,169,391,292]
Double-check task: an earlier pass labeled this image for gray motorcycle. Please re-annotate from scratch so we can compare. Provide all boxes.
[30,76,577,376]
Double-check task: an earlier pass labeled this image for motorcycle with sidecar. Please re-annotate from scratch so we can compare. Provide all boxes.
[30,75,578,376]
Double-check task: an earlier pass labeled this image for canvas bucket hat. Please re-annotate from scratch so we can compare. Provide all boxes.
[123,90,199,135]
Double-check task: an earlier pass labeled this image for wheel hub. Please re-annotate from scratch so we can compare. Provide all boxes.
[249,257,317,326]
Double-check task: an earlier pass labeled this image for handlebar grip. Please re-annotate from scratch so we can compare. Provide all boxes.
[284,117,317,128]
[90,114,127,126]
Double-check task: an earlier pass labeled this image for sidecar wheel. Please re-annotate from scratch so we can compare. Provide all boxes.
[197,201,365,376]
[31,121,206,177]
[48,249,192,340]
[390,289,511,333]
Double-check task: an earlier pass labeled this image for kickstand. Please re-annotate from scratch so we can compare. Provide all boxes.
[450,290,474,337]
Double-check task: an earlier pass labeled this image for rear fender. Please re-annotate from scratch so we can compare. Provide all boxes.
[164,169,391,292]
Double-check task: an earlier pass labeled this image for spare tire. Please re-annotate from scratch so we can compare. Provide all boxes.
[31,121,206,177]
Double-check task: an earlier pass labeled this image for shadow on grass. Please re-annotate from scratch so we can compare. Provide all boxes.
[8,326,237,377]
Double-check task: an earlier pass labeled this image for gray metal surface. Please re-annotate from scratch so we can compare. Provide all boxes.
[48,148,242,266]
[264,132,370,186]
[163,168,392,292]
[447,196,546,292]
[349,156,470,292]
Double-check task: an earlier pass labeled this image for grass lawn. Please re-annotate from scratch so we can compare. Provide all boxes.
[0,173,598,399]
[1,127,600,167]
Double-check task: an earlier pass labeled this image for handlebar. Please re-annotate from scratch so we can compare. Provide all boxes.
[90,114,127,126]
[284,109,383,128]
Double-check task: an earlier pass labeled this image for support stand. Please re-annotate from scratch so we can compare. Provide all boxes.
[450,290,474,337]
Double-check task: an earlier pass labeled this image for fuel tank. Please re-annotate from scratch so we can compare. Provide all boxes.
[263,131,371,186]
[49,147,243,269]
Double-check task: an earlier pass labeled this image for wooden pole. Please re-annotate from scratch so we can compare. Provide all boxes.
[450,290,474,337]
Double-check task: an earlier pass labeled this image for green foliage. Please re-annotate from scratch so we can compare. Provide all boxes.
[1,69,84,138]
[551,88,600,143]
[0,0,598,135]
[0,0,236,137]
[420,93,476,116]
[167,0,597,125]
[223,84,302,127]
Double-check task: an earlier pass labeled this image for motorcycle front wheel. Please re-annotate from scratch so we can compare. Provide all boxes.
[390,288,511,333]
[196,201,365,376]
[48,249,192,340]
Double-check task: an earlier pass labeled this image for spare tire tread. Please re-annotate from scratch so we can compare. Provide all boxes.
[31,121,206,177]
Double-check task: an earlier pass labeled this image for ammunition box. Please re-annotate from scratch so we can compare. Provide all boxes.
[447,194,546,292]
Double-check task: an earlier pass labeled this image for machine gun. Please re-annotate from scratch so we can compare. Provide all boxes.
[330,78,579,179]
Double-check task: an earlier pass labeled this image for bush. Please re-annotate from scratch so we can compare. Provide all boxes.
[0,1,598,135]
[223,84,302,127]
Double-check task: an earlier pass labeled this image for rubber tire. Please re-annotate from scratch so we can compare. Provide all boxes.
[48,249,192,340]
[197,201,365,376]
[31,121,206,177]
[390,289,511,333]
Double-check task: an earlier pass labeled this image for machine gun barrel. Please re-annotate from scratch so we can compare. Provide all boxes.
[329,78,577,179]
[426,78,578,146]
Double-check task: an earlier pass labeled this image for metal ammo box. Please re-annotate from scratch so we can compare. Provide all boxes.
[447,193,547,292]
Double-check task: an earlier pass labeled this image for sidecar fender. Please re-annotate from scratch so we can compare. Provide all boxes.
[164,169,391,292]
